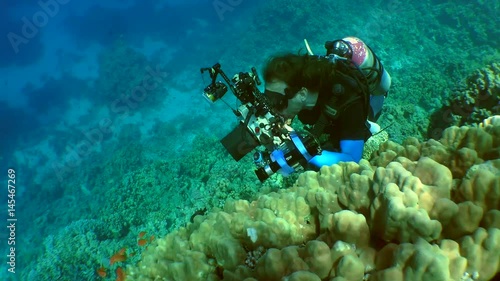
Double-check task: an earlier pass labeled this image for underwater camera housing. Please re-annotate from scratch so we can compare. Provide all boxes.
[200,63,321,182]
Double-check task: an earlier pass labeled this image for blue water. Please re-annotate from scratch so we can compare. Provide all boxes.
[0,0,498,280]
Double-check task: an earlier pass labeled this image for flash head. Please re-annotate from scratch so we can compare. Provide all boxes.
[203,81,227,103]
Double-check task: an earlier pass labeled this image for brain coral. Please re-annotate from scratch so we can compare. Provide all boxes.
[126,116,500,281]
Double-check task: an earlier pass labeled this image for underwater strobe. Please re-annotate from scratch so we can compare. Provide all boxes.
[200,63,229,102]
[200,63,321,182]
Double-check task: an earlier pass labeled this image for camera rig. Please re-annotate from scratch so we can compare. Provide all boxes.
[200,63,321,182]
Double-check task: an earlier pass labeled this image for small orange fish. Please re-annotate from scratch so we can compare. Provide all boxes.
[137,239,148,246]
[138,231,146,238]
[115,267,126,281]
[149,235,155,242]
[96,266,107,278]
[110,247,127,265]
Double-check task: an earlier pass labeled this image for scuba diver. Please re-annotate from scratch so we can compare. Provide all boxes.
[263,36,391,169]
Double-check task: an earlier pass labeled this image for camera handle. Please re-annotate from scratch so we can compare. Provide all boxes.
[200,63,237,94]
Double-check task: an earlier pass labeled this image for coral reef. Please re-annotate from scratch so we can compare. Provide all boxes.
[125,116,500,281]
[19,117,267,280]
[26,219,112,280]
[428,62,500,139]
[94,39,168,107]
[12,1,500,280]
[363,130,389,160]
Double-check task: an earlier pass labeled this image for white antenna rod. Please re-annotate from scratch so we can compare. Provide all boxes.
[304,39,314,55]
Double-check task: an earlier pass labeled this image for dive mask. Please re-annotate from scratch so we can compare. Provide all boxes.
[264,88,296,111]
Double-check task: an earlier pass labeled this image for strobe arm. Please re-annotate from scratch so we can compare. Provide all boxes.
[200,63,237,94]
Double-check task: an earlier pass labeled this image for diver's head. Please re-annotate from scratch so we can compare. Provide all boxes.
[264,81,308,119]
[262,54,328,118]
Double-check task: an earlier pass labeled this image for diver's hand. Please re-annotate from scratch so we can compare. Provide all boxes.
[283,123,293,132]
[308,150,354,168]
[308,140,364,168]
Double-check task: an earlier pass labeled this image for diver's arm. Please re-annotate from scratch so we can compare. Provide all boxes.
[308,139,364,168]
